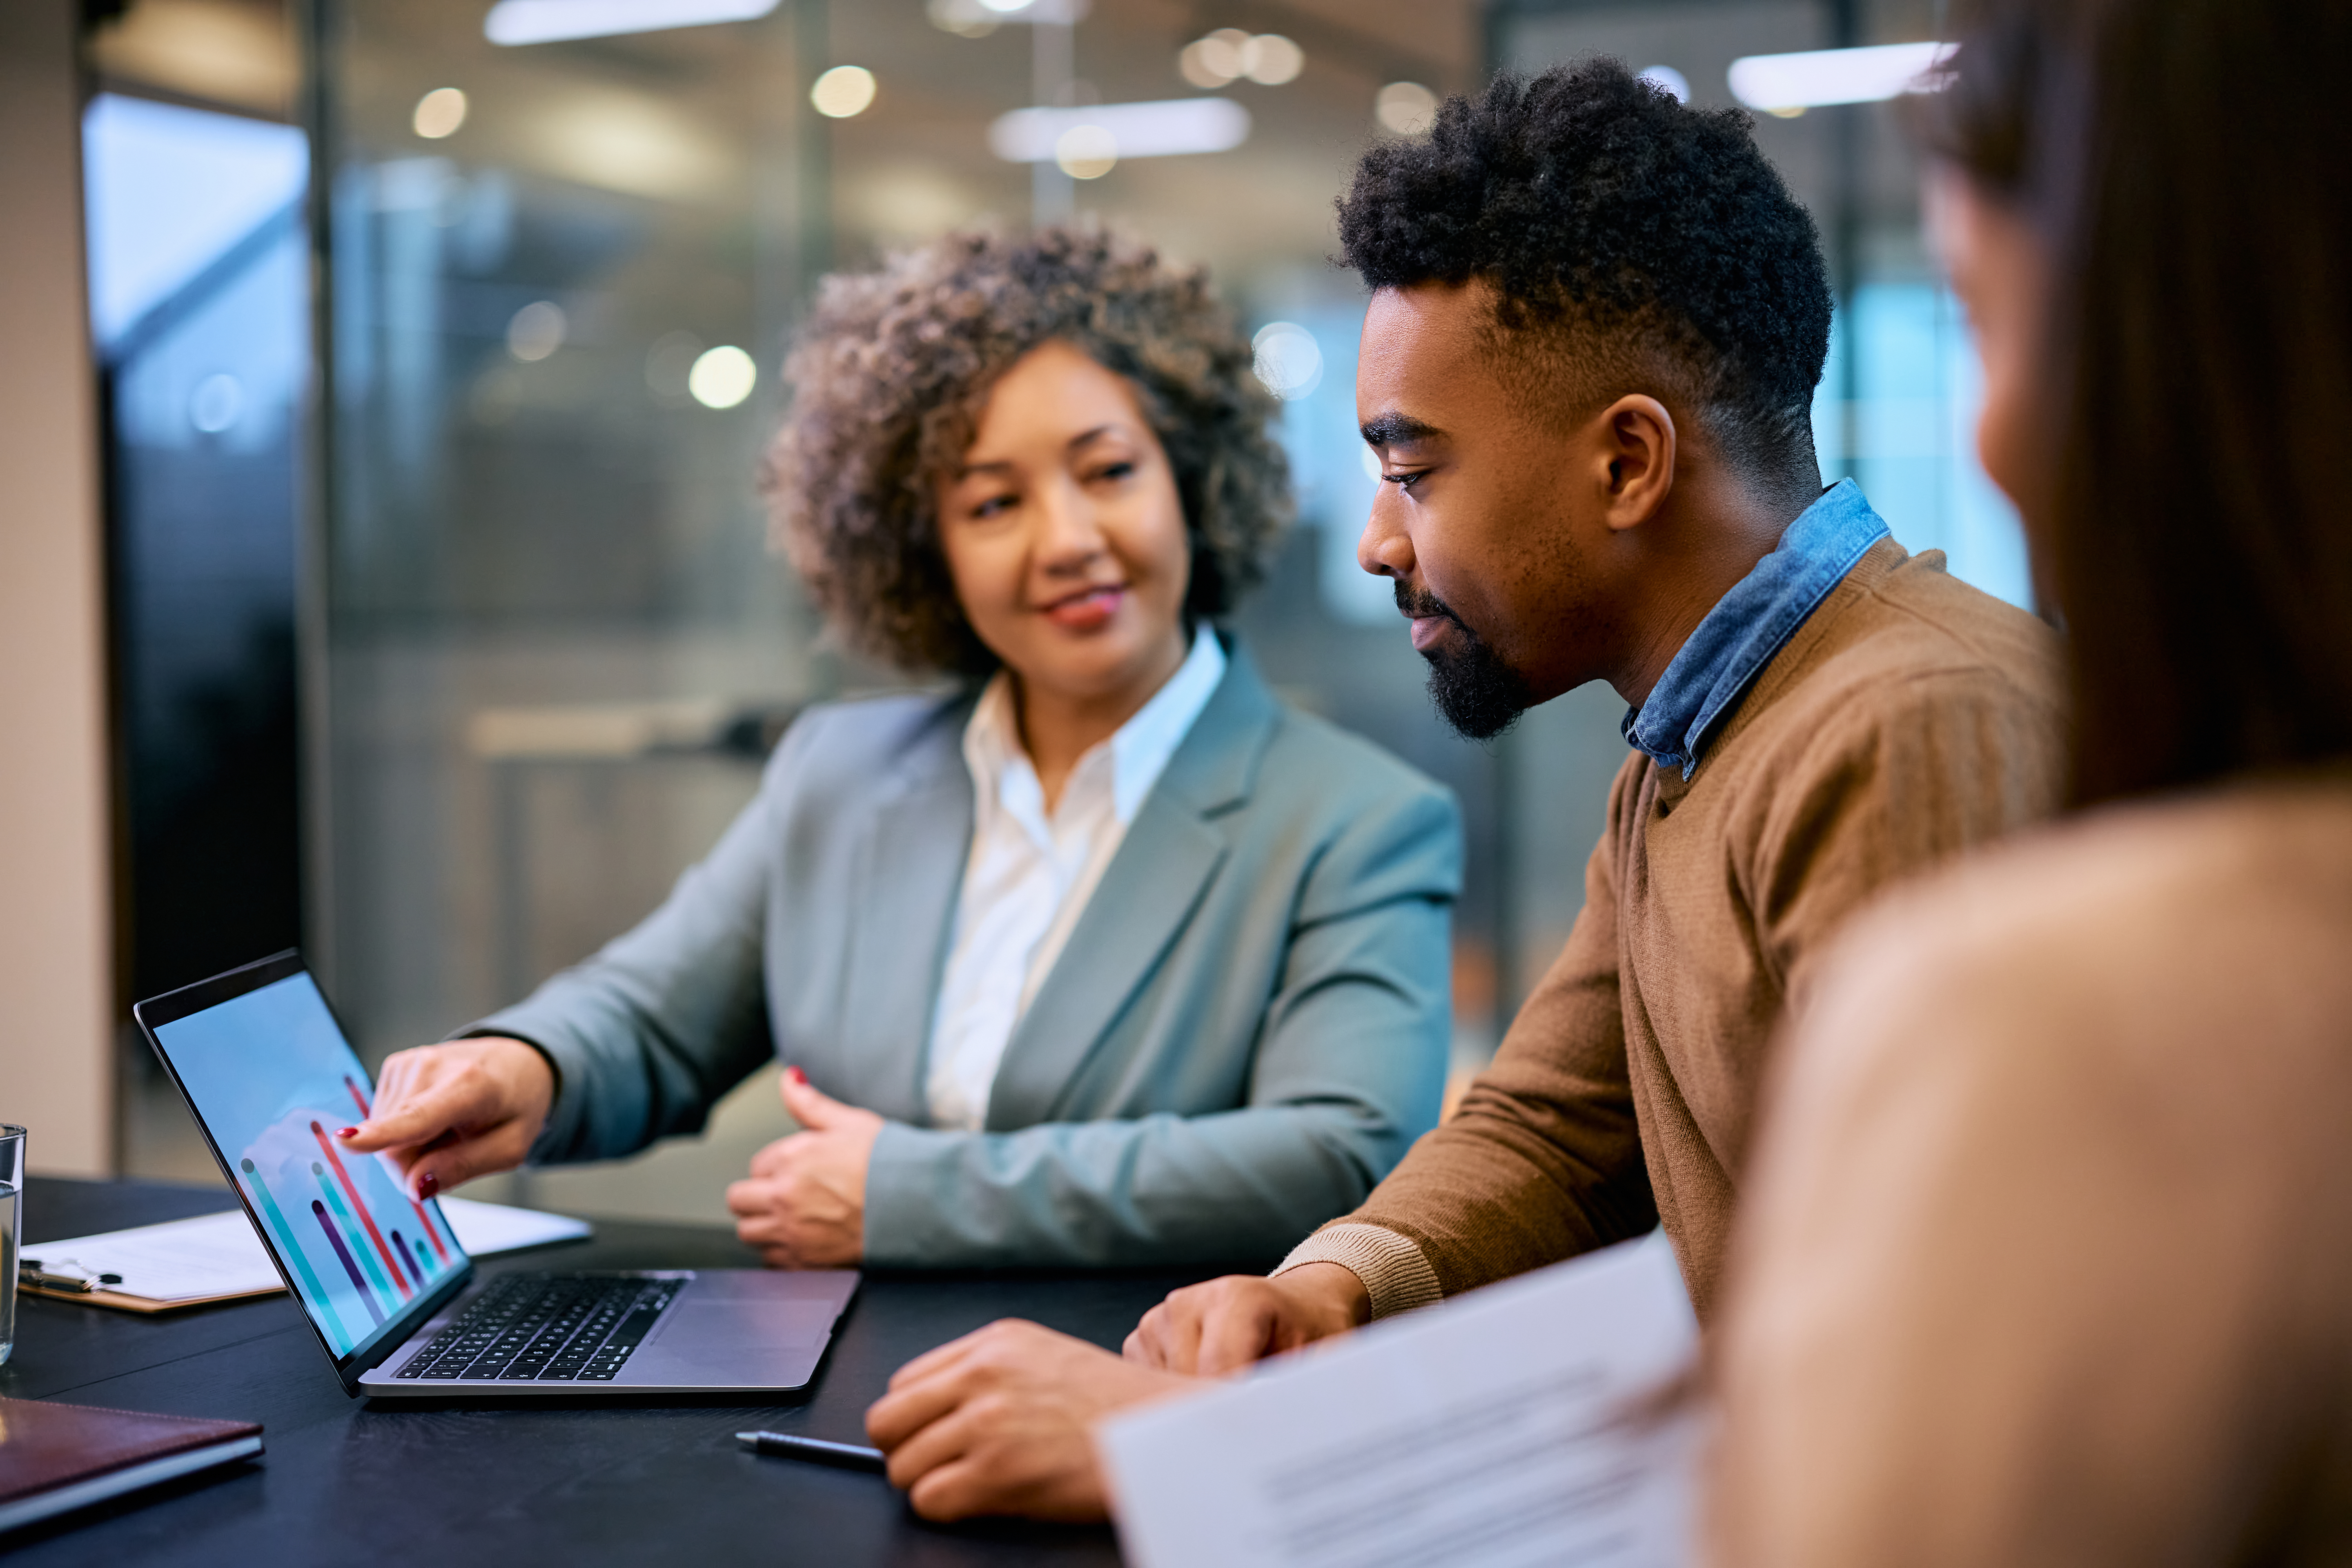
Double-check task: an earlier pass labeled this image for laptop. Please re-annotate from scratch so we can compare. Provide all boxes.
[133,950,859,1400]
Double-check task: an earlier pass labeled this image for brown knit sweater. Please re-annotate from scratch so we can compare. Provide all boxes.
[1279,537,2068,1319]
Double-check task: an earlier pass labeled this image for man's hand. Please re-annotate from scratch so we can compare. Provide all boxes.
[338,1036,555,1200]
[866,1319,1196,1523]
[724,1067,884,1269]
[1123,1262,1371,1375]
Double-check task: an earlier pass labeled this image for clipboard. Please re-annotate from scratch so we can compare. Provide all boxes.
[18,1198,593,1314]
[16,1278,274,1314]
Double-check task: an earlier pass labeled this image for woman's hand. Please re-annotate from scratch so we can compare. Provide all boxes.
[725,1067,885,1269]
[338,1036,555,1199]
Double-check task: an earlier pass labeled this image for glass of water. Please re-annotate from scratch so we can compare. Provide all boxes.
[0,1125,22,1367]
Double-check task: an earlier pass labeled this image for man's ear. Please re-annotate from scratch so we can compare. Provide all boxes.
[1592,394,1677,532]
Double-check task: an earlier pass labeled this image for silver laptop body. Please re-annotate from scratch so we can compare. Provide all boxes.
[356,1267,858,1398]
[134,949,858,1401]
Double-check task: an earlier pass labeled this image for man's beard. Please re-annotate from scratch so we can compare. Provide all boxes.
[1396,581,1534,741]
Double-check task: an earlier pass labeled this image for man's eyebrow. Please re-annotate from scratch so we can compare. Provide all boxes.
[1359,412,1444,446]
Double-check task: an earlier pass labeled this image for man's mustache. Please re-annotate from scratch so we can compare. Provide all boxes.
[1393,579,1469,631]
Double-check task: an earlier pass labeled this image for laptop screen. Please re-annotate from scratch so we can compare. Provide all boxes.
[149,969,468,1364]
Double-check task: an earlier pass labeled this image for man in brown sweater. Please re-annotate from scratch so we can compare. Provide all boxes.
[860,60,2067,1522]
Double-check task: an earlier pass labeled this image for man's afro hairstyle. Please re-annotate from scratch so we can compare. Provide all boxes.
[1338,59,1833,479]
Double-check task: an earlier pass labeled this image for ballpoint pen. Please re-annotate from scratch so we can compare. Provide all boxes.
[737,1430,889,1472]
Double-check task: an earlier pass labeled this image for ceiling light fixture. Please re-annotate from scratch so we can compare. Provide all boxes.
[484,0,780,47]
[1726,40,1954,113]
[927,0,1088,26]
[1636,65,1689,103]
[989,98,1249,164]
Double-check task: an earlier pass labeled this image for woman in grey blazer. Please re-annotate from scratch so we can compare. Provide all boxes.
[343,228,1461,1270]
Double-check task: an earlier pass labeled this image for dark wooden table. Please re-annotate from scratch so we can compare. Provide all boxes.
[1,1177,1221,1566]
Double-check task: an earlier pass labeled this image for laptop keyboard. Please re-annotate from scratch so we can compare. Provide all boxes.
[392,1274,684,1383]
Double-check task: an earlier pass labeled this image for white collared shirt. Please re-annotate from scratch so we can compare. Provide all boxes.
[922,626,1228,1132]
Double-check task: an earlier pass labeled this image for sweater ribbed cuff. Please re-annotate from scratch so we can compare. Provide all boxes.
[1273,1222,1444,1320]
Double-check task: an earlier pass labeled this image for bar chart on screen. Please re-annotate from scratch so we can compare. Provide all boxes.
[145,971,481,1357]
[232,1101,459,1355]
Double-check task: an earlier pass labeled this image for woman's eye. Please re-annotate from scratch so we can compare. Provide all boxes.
[970,493,1018,519]
[1090,461,1136,484]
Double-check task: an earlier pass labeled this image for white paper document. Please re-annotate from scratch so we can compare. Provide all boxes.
[436,1195,595,1256]
[20,1210,285,1303]
[25,1195,592,1307]
[1097,1234,1701,1568]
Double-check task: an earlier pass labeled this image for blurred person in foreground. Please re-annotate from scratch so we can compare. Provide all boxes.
[341,228,1462,1270]
[1710,0,2352,1560]
[863,60,2067,1520]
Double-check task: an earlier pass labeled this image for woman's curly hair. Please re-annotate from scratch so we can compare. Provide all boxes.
[762,226,1291,676]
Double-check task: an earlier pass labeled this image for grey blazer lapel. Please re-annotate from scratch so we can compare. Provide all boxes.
[984,646,1281,1129]
[836,710,974,1118]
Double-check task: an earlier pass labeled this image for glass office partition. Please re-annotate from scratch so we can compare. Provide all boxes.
[313,0,2015,1221]
[82,74,311,1181]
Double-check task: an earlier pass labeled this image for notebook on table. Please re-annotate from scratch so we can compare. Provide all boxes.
[132,949,857,1399]
[0,1397,262,1534]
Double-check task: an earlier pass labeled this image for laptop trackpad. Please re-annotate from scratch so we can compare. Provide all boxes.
[618,1293,837,1387]
[653,1299,835,1350]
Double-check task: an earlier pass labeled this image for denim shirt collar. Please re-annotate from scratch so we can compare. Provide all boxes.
[1621,479,1890,779]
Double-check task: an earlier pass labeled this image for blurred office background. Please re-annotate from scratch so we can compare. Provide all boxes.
[78,0,2022,1219]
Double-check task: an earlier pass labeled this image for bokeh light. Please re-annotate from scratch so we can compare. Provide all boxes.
[1241,35,1303,86]
[1375,82,1438,136]
[1179,29,1252,89]
[1252,321,1323,401]
[688,345,757,408]
[1054,124,1118,180]
[506,300,565,362]
[810,65,876,119]
[412,87,468,140]
[189,372,244,433]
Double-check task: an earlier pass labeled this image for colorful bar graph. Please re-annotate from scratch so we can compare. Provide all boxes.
[389,1228,425,1289]
[312,1200,385,1327]
[240,1157,352,1351]
[343,1072,454,1264]
[312,1161,397,1308]
[412,1196,453,1263]
[310,1120,412,1298]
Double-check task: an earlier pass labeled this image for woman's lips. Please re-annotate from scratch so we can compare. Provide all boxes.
[1042,584,1126,630]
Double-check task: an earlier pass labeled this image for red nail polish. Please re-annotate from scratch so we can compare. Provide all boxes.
[336,1127,359,1138]
[417,1172,439,1199]
[787,1065,807,1085]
